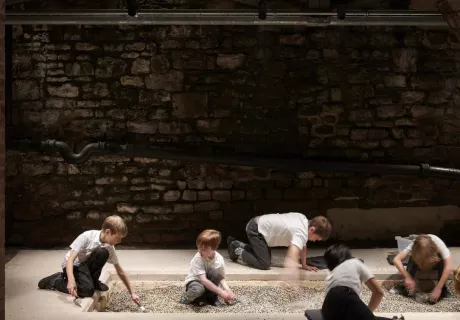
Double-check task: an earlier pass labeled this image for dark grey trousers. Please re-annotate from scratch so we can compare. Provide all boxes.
[241,217,272,270]
[54,247,109,298]
[185,268,224,303]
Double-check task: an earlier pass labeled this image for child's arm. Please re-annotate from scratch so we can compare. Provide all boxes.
[114,264,140,304]
[300,245,318,271]
[392,251,415,292]
[365,277,384,312]
[393,251,410,277]
[431,255,452,301]
[220,279,236,300]
[197,274,231,300]
[66,251,78,297]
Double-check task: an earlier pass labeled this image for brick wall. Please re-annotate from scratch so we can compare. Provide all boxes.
[7,24,460,247]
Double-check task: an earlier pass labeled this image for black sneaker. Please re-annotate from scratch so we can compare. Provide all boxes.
[227,236,244,248]
[38,272,63,290]
[95,281,109,291]
[179,294,191,305]
[228,241,240,262]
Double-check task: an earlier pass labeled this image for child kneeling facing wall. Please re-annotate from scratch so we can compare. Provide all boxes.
[180,229,236,306]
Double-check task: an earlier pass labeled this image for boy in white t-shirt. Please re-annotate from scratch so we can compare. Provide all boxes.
[392,234,452,303]
[180,229,236,306]
[227,213,331,277]
[38,215,139,305]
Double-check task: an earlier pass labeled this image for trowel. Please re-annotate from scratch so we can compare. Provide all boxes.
[73,297,82,307]
[135,301,148,313]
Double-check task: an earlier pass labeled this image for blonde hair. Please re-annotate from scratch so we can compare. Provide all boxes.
[309,216,332,240]
[196,229,221,250]
[102,215,128,237]
[411,235,441,270]
[453,265,460,295]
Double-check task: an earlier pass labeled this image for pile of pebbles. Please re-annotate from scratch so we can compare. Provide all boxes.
[102,280,460,314]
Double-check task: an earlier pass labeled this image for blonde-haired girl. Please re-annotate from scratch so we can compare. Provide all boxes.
[393,234,452,303]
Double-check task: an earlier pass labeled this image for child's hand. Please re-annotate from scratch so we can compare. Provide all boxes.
[219,291,233,302]
[404,277,415,293]
[131,292,140,305]
[430,286,442,303]
[67,279,78,297]
[302,265,318,272]
[226,290,236,301]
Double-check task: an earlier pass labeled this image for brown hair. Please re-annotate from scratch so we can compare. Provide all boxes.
[196,229,221,250]
[309,216,332,240]
[411,235,441,270]
[453,265,460,295]
[102,215,128,238]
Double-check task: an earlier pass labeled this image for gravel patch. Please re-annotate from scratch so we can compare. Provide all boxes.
[101,280,460,314]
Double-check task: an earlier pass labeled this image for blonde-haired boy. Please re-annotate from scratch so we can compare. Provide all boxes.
[38,215,140,305]
[180,229,236,305]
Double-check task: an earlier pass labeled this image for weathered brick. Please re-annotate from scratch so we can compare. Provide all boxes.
[173,204,194,214]
[163,190,181,201]
[182,190,197,201]
[212,190,231,201]
[194,201,219,212]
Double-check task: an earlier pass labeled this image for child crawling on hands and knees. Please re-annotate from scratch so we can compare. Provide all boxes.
[180,229,236,306]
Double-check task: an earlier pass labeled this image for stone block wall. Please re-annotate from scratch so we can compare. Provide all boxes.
[7,24,460,247]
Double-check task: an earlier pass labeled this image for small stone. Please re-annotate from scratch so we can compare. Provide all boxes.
[47,83,79,98]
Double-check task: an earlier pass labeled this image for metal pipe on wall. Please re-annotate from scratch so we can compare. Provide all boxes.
[5,10,447,26]
[8,139,460,179]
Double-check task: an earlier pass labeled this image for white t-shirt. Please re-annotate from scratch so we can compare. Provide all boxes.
[403,234,450,259]
[184,251,226,286]
[325,258,374,296]
[257,212,308,249]
[61,230,119,269]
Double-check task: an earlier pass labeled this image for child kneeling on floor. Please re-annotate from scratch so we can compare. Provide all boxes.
[227,213,331,278]
[38,215,140,305]
[321,244,393,320]
[180,229,236,306]
[392,234,452,303]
